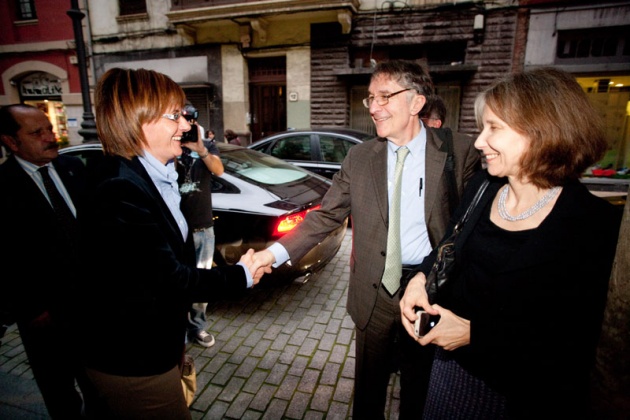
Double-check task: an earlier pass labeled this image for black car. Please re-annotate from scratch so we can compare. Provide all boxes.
[60,142,348,282]
[248,128,375,179]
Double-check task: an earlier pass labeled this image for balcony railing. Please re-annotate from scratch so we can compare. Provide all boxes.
[167,0,360,28]
[171,0,258,8]
[170,0,358,11]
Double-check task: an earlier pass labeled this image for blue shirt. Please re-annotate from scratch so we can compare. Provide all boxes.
[140,151,252,287]
[388,132,431,265]
[140,152,188,241]
[269,129,433,268]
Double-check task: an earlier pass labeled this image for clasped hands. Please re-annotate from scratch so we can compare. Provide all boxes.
[399,272,471,351]
[237,249,277,286]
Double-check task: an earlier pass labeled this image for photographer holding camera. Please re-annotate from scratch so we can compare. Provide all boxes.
[177,104,224,347]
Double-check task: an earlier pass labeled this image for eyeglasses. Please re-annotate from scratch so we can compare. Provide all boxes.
[362,88,412,108]
[162,112,182,122]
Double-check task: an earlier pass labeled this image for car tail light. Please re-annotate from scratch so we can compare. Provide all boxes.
[273,205,321,237]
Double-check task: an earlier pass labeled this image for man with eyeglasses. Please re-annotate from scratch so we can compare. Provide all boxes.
[253,60,480,418]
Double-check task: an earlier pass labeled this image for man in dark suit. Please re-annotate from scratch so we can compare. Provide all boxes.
[420,94,447,128]
[253,60,481,418]
[0,104,92,419]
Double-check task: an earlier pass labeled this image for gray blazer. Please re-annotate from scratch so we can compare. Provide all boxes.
[279,128,481,330]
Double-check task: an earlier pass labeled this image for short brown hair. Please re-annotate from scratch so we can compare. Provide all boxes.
[95,68,186,159]
[474,67,606,188]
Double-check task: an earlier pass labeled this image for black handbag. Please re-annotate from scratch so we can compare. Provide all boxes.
[425,179,490,303]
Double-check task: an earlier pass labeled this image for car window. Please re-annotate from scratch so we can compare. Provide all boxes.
[60,147,104,169]
[220,148,309,185]
[269,135,311,161]
[210,176,239,194]
[320,136,356,163]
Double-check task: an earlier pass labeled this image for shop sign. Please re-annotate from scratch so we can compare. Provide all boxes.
[20,72,62,97]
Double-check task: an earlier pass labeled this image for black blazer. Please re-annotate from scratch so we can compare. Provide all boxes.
[0,154,86,324]
[406,171,622,418]
[76,155,248,376]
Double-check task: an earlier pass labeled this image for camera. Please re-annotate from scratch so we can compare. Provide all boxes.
[180,105,199,144]
[414,309,440,338]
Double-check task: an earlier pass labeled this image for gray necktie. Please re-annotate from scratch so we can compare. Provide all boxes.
[382,146,409,295]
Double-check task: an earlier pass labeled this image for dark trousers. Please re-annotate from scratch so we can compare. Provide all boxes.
[85,365,191,419]
[399,320,434,418]
[353,285,434,419]
[18,316,92,419]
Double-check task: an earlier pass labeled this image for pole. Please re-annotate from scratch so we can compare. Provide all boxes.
[67,0,98,143]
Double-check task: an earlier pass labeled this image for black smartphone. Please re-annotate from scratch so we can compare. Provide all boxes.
[181,122,199,143]
[414,309,440,338]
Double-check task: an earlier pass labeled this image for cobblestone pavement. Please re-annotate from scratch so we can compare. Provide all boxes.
[0,227,402,419]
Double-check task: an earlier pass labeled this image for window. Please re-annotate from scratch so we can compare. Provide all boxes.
[320,137,355,163]
[118,0,147,16]
[556,26,629,64]
[270,136,312,161]
[16,0,36,20]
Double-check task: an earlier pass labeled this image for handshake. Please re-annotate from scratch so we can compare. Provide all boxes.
[238,249,277,286]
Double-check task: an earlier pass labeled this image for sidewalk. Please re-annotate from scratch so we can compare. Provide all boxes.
[0,228,402,419]
[0,326,49,419]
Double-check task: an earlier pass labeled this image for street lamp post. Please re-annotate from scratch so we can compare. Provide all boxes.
[67,0,98,143]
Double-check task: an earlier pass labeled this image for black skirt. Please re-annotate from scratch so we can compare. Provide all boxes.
[423,348,508,420]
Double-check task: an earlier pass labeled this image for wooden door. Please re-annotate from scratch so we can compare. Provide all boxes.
[250,84,286,141]
[249,57,286,142]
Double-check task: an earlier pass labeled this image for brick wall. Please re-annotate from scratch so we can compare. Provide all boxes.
[311,46,352,127]
[310,5,522,136]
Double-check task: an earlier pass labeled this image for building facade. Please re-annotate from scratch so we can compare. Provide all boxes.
[0,0,89,148]
[0,0,628,169]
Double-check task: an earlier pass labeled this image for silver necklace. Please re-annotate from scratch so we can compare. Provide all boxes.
[498,184,560,222]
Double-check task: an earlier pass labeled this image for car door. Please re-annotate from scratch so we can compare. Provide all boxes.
[266,134,319,174]
[316,134,358,179]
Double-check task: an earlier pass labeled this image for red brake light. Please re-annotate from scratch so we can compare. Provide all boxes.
[274,205,321,237]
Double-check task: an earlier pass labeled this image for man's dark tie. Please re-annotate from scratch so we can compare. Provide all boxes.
[38,166,79,242]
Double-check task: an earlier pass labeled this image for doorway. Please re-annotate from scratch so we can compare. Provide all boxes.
[249,57,287,142]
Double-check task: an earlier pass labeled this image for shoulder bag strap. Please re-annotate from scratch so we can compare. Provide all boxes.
[426,179,491,301]
[453,179,490,233]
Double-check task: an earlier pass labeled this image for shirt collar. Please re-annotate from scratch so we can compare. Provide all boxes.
[14,155,49,175]
[387,127,426,157]
[139,151,179,185]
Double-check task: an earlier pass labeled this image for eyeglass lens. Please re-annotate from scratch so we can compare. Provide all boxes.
[162,113,181,121]
[362,88,411,108]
